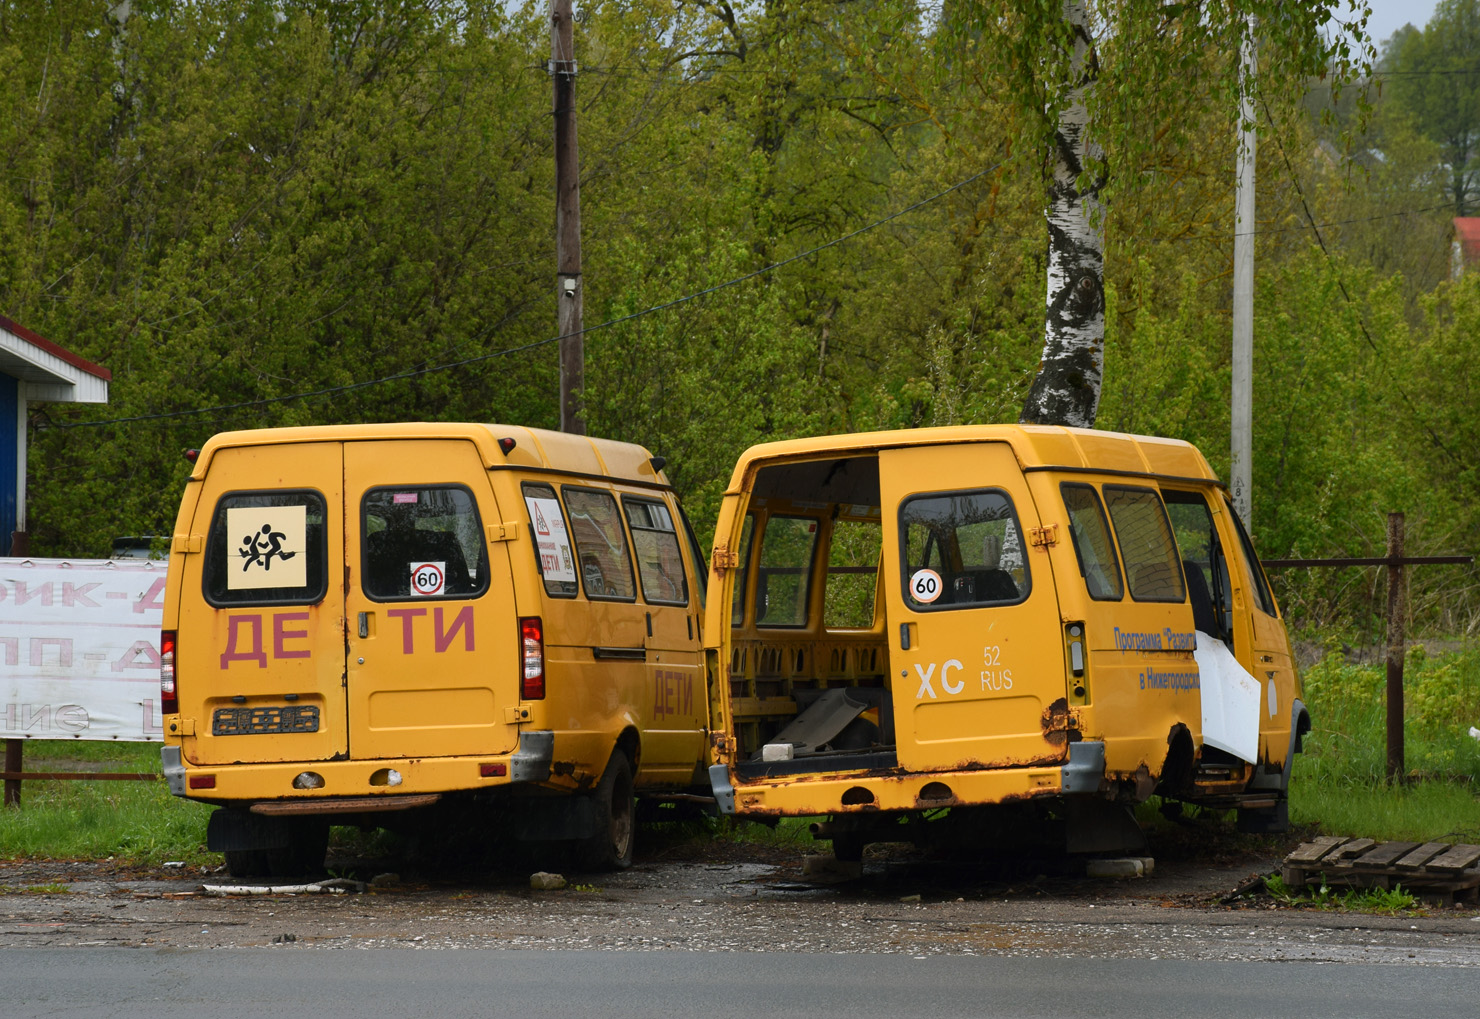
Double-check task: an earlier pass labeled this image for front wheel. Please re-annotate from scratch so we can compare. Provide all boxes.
[576,752,635,871]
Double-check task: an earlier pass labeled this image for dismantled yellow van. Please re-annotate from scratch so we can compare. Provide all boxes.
[704,425,1308,858]
[159,423,709,876]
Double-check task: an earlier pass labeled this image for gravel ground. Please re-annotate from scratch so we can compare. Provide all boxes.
[3,823,1479,964]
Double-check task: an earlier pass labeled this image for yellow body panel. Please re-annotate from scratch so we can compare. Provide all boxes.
[162,423,707,812]
[704,424,1303,822]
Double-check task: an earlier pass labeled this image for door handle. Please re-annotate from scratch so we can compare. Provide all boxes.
[358,612,370,638]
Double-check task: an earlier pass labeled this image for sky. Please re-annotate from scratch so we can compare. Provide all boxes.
[1361,0,1439,51]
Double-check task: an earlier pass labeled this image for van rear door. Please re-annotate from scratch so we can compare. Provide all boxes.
[181,441,348,766]
[879,442,1070,770]
[344,440,520,760]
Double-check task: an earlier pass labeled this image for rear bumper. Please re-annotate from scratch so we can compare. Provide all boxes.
[709,745,1102,817]
[166,729,554,804]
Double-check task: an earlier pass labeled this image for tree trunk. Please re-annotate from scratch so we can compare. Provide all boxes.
[1020,0,1104,429]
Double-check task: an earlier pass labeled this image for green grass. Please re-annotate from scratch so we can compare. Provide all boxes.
[1263,873,1420,915]
[1291,643,1480,842]
[0,741,212,865]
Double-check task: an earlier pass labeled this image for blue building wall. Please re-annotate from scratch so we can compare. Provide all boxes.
[0,373,16,549]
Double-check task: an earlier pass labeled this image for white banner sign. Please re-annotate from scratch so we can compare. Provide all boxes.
[0,558,167,742]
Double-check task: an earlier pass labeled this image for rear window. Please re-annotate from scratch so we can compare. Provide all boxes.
[1103,485,1185,603]
[361,486,488,601]
[899,489,1027,609]
[203,490,328,607]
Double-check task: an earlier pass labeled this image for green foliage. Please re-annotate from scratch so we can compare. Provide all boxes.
[1263,872,1420,914]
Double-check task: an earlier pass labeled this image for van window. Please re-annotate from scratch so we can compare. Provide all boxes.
[1060,483,1124,601]
[1103,486,1185,603]
[1164,490,1234,641]
[900,490,1027,609]
[203,490,328,607]
[522,482,578,598]
[1225,497,1279,617]
[824,519,880,628]
[624,497,688,606]
[361,486,488,601]
[730,513,755,626]
[755,516,818,627]
[678,504,708,608]
[563,488,637,601]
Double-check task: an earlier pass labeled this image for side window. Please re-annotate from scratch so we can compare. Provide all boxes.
[1164,490,1234,642]
[824,518,881,629]
[678,504,708,608]
[204,490,328,607]
[730,513,755,627]
[1103,486,1185,603]
[755,515,818,627]
[624,497,688,606]
[362,486,488,601]
[1061,483,1124,601]
[563,487,637,601]
[1225,497,1279,617]
[523,482,578,598]
[900,490,1027,609]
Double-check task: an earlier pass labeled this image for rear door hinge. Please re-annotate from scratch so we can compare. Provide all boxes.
[712,546,740,572]
[487,522,521,543]
[171,534,204,555]
[1029,524,1059,550]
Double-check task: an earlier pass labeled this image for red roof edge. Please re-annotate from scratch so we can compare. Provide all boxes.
[0,313,112,382]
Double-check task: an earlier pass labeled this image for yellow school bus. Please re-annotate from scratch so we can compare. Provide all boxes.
[159,423,709,876]
[703,425,1308,858]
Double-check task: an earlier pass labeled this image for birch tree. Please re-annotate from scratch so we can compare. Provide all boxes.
[926,1,1374,428]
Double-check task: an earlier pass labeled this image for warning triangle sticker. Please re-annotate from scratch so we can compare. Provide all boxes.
[534,504,550,536]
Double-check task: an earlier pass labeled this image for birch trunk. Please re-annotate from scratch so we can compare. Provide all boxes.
[1020,0,1104,429]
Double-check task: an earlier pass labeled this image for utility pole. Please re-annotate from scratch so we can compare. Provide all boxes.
[1230,16,1256,525]
[551,0,584,435]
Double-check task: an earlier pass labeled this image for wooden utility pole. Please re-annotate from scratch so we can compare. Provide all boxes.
[551,0,584,435]
[1384,512,1407,783]
[1231,15,1256,525]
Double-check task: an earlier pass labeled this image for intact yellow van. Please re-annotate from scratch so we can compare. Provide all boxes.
[159,423,709,876]
[703,425,1308,858]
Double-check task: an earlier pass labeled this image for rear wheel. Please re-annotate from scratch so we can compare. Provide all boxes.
[266,822,329,878]
[223,849,269,879]
[576,752,635,871]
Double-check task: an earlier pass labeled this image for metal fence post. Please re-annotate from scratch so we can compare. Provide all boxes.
[1385,512,1406,783]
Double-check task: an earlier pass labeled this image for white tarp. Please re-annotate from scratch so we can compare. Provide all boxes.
[0,557,167,742]
[1192,630,1261,763]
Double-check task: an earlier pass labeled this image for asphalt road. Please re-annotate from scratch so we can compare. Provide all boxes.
[8,948,1480,1019]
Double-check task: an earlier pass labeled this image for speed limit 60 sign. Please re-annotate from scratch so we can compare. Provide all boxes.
[909,568,942,604]
[410,560,446,597]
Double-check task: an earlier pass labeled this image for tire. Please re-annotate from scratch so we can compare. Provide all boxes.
[223,848,269,878]
[265,822,329,878]
[831,833,865,863]
[576,752,635,871]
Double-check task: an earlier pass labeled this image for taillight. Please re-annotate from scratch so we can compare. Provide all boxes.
[520,617,545,700]
[1065,622,1088,706]
[160,630,178,714]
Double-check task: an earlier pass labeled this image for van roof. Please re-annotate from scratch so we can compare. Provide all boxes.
[189,423,669,486]
[727,425,1219,490]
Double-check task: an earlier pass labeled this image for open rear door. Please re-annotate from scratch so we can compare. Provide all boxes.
[879,442,1070,771]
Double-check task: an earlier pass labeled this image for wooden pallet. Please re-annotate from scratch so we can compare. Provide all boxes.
[1281,837,1480,906]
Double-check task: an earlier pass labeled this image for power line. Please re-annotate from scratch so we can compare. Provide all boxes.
[47,159,1005,431]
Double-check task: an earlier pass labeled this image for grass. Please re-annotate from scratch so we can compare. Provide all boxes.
[1290,642,1480,843]
[1263,873,1420,915]
[0,741,212,866]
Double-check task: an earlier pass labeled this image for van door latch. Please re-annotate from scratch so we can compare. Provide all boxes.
[486,522,520,543]
[1028,524,1059,550]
